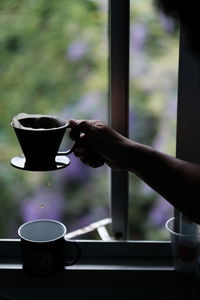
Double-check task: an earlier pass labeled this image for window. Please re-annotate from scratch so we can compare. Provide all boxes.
[109,0,179,240]
[4,1,198,290]
[0,0,182,245]
[0,0,110,239]
[128,0,179,240]
[2,3,200,294]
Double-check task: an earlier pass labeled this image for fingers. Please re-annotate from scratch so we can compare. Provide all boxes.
[73,141,105,168]
[68,119,103,130]
[67,119,126,170]
[68,119,82,141]
[68,119,104,141]
[68,119,106,168]
[80,157,104,168]
[68,119,93,141]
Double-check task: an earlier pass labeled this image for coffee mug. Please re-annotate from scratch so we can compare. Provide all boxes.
[11,113,74,171]
[18,219,81,277]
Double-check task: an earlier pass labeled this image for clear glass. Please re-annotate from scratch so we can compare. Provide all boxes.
[0,0,109,238]
[129,0,179,240]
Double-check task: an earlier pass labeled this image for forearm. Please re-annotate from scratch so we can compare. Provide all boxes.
[122,140,200,223]
[69,119,200,223]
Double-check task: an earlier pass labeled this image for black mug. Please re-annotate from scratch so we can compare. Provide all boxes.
[11,113,74,171]
[18,219,81,277]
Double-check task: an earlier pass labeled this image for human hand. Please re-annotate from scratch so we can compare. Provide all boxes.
[68,119,129,170]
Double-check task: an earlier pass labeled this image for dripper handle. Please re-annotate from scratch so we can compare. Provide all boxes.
[58,122,76,156]
[57,142,75,156]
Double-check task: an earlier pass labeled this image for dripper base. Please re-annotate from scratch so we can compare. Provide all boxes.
[10,155,70,171]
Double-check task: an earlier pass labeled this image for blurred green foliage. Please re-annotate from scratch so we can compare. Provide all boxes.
[0,0,108,237]
[0,0,178,239]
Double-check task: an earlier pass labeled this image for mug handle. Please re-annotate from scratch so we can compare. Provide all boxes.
[64,240,81,266]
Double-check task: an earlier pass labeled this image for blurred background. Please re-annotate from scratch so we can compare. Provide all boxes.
[0,0,179,239]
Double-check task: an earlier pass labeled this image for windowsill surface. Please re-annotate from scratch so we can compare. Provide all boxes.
[0,259,175,288]
[0,239,195,289]
[0,254,177,289]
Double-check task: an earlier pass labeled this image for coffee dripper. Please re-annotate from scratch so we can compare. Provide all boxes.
[11,113,74,171]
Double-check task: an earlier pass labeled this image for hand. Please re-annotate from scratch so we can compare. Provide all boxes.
[68,119,129,170]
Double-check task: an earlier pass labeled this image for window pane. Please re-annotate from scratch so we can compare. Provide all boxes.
[0,0,109,239]
[129,0,179,240]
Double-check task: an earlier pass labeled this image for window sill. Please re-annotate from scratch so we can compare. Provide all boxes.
[0,260,175,288]
[0,239,197,300]
[0,239,186,288]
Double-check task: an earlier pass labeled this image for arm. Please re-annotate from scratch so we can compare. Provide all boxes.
[69,119,200,224]
[125,140,200,224]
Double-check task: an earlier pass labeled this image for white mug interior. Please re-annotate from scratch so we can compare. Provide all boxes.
[18,219,67,243]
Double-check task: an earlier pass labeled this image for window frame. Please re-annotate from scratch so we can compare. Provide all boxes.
[109,0,129,239]
[175,23,200,229]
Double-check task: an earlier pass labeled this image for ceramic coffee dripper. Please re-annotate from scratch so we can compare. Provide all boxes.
[11,113,74,171]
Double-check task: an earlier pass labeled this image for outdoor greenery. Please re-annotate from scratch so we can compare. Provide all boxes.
[0,0,178,239]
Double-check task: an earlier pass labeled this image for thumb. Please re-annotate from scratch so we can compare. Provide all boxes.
[68,119,78,128]
[68,120,94,141]
[69,120,94,132]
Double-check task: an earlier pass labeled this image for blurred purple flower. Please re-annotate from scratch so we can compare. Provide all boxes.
[159,13,176,33]
[130,23,147,52]
[21,187,65,222]
[60,90,107,121]
[129,110,136,139]
[149,197,173,227]
[69,206,109,232]
[77,91,106,120]
[67,40,88,61]
[55,154,91,185]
